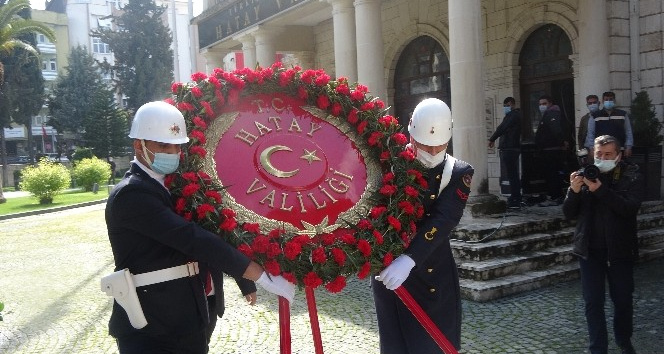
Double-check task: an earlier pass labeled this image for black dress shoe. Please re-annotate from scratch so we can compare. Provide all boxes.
[620,343,636,354]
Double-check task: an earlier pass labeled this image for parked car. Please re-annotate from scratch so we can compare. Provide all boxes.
[46,153,69,163]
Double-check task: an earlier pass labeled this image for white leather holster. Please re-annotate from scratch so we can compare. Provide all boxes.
[101,269,148,329]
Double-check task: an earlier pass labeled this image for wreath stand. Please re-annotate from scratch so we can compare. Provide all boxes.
[277,286,459,354]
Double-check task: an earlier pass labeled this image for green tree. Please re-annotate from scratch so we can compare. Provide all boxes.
[48,45,103,134]
[0,0,55,203]
[630,90,663,147]
[93,0,174,112]
[83,86,130,158]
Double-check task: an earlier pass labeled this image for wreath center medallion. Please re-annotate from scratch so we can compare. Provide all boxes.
[206,93,375,235]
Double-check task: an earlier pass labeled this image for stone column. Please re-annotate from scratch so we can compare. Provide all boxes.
[254,27,282,69]
[200,48,228,73]
[354,0,386,101]
[577,0,610,109]
[328,0,357,82]
[449,0,486,197]
[236,34,257,70]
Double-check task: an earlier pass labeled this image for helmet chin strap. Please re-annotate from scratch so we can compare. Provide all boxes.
[140,140,154,167]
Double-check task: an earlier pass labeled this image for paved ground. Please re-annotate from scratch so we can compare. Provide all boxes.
[0,203,662,353]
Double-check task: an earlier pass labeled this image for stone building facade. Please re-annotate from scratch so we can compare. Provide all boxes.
[193,0,664,199]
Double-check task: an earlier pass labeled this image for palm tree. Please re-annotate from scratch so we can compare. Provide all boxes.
[0,0,56,203]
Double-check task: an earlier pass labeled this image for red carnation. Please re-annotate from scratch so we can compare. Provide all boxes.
[387,215,402,231]
[347,108,359,124]
[369,205,387,219]
[243,223,261,234]
[350,89,364,101]
[219,217,237,231]
[392,133,408,145]
[357,261,371,279]
[331,248,346,266]
[183,212,193,221]
[284,241,302,260]
[383,252,394,267]
[204,190,222,204]
[330,102,343,116]
[266,243,282,258]
[238,243,254,258]
[171,82,182,93]
[335,84,350,96]
[297,86,308,100]
[182,183,200,197]
[201,101,214,118]
[416,205,424,218]
[357,219,373,230]
[197,171,212,184]
[314,74,330,86]
[312,247,327,264]
[360,101,375,111]
[208,76,221,89]
[196,203,215,220]
[357,239,372,257]
[268,228,284,239]
[378,115,398,127]
[177,102,195,112]
[221,208,236,219]
[399,149,415,161]
[372,230,384,245]
[404,185,419,198]
[164,174,176,188]
[325,276,347,293]
[357,120,368,134]
[189,146,207,158]
[368,131,383,146]
[251,235,270,253]
[301,69,316,84]
[375,99,385,109]
[191,86,203,98]
[215,89,226,107]
[264,260,281,276]
[379,184,397,196]
[341,233,357,245]
[321,233,336,245]
[192,116,207,130]
[182,172,197,181]
[316,95,330,110]
[303,272,323,289]
[398,200,415,215]
[382,172,395,184]
[175,197,187,214]
[191,72,207,81]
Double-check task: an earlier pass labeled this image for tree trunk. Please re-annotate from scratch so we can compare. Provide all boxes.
[0,127,6,203]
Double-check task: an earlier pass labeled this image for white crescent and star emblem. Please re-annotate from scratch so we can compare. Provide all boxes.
[260,145,322,178]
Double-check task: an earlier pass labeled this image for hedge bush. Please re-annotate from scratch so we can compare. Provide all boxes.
[19,159,72,204]
[72,157,111,191]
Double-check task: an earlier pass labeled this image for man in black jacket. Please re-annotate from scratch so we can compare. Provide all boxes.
[489,97,522,209]
[563,135,643,354]
[104,101,295,353]
[535,95,570,206]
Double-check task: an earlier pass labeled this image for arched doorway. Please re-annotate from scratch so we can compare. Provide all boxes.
[393,36,451,130]
[519,24,576,195]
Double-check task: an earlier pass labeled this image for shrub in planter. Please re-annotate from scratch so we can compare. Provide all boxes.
[631,90,663,147]
[71,157,111,191]
[19,160,72,204]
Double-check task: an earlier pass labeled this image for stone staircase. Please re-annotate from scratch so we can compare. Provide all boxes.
[451,201,664,302]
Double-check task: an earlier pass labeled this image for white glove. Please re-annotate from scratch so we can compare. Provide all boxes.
[255,272,295,304]
[375,255,416,290]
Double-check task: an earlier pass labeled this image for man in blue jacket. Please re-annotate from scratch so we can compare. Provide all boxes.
[372,98,474,353]
[104,101,294,353]
[563,135,643,354]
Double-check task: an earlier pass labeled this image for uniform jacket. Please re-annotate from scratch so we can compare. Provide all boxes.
[105,163,252,338]
[535,105,566,150]
[562,161,643,261]
[489,108,521,150]
[584,108,634,149]
[403,156,474,350]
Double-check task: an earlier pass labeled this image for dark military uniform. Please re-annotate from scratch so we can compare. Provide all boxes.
[372,155,474,353]
[106,163,254,353]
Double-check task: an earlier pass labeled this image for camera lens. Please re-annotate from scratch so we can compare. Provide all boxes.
[584,165,600,180]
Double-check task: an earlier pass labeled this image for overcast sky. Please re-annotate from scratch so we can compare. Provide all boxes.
[30,0,203,15]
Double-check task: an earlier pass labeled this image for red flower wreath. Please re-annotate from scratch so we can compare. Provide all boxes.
[165,63,427,293]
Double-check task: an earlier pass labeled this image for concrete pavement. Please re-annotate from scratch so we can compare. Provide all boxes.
[0,204,662,353]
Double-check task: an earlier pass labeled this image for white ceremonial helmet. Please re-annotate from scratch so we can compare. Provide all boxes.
[408,98,452,146]
[128,101,190,144]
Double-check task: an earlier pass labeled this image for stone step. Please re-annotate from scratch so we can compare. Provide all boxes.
[457,245,574,281]
[637,211,664,230]
[451,229,574,261]
[460,262,580,302]
[639,228,664,247]
[452,213,571,242]
[639,241,664,262]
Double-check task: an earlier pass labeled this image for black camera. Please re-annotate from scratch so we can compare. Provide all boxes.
[577,164,600,181]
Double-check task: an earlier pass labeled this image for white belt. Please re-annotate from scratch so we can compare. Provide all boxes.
[133,262,199,287]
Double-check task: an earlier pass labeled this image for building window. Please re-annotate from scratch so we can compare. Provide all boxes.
[38,34,46,43]
[50,59,57,71]
[93,38,111,54]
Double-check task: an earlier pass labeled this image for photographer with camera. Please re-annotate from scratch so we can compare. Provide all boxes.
[563,135,644,354]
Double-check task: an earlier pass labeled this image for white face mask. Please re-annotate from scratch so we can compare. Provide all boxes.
[416,148,447,168]
[594,156,619,173]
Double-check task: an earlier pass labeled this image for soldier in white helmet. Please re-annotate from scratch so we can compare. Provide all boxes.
[103,101,295,353]
[373,98,474,353]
